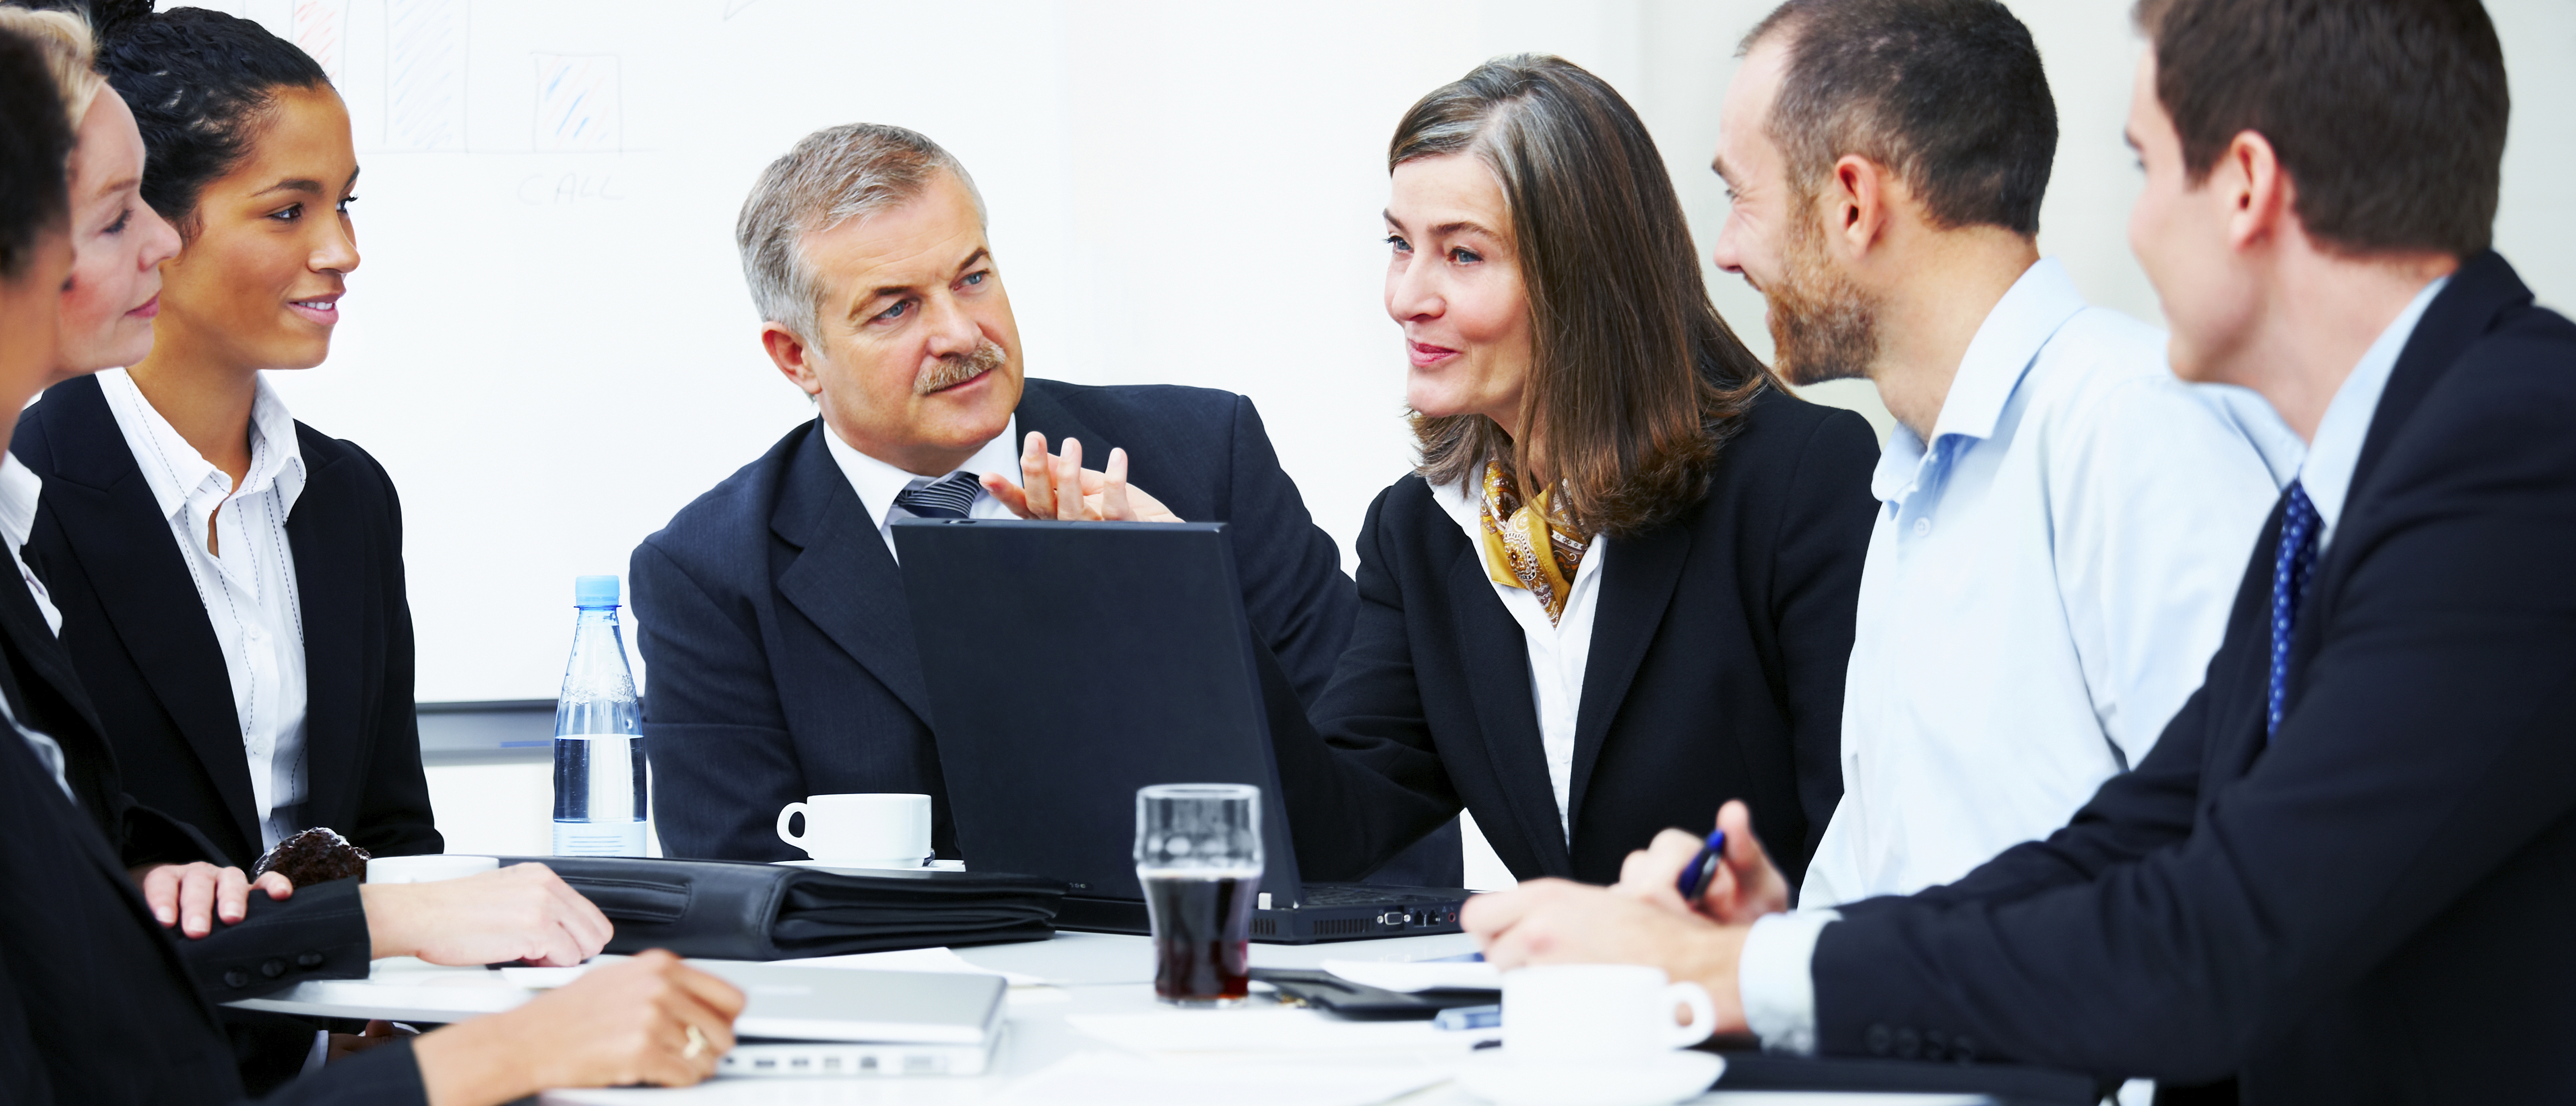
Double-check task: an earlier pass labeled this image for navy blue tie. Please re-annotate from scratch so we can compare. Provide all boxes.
[893,472,981,520]
[2266,481,2322,739]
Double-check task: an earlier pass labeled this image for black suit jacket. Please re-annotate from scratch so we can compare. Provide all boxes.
[633,378,1360,862]
[1809,253,2576,1103]
[1268,387,1878,885]
[11,374,440,869]
[0,566,416,1103]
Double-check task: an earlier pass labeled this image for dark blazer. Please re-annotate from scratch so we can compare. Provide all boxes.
[1808,253,2576,1103]
[0,562,408,1104]
[633,378,1360,862]
[11,374,440,870]
[1267,387,1879,886]
[0,671,421,1104]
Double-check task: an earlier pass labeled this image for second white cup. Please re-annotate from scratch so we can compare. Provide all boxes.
[776,792,933,865]
[365,854,499,884]
[1501,963,1716,1062]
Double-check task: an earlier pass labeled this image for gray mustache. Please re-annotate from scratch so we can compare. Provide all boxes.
[915,339,1008,395]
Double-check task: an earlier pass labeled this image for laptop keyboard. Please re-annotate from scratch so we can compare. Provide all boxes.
[1295,882,1466,906]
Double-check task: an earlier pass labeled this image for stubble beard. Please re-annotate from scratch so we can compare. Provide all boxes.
[1763,202,1881,388]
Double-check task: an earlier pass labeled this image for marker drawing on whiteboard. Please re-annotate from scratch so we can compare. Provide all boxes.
[533,54,623,153]
[291,0,350,85]
[386,0,469,151]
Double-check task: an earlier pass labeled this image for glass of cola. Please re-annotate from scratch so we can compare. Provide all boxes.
[1135,783,1264,1006]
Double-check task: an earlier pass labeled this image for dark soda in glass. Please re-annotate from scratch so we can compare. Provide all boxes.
[1141,870,1261,1005]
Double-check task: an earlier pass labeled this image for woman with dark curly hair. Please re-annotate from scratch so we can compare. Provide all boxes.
[12,0,437,874]
[1270,55,1878,890]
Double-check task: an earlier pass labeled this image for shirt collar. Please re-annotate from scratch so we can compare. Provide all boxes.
[97,368,308,524]
[821,413,1021,528]
[1870,257,2089,504]
[0,453,40,554]
[2301,274,2447,548]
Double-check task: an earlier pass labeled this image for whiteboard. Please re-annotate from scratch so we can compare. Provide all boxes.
[165,1,2574,702]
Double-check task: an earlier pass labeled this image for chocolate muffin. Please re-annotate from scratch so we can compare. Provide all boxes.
[252,827,372,885]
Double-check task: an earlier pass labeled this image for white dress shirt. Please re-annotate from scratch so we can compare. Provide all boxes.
[1434,477,1609,843]
[0,453,69,799]
[1740,273,2450,1056]
[98,368,311,852]
[1800,259,2283,910]
[821,416,1027,563]
[0,453,60,635]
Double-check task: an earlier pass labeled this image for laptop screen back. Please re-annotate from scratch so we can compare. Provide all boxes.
[890,519,1305,905]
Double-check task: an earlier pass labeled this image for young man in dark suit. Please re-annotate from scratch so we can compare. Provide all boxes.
[628,123,1467,878]
[1464,1,2575,1101]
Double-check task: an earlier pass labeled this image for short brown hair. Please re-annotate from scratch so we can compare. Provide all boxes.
[2133,0,2507,258]
[1392,55,1770,540]
[1743,0,2057,236]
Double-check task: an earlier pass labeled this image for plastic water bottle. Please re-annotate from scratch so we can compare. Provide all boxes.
[551,575,647,856]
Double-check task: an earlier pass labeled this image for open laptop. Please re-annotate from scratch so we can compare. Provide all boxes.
[891,518,1473,944]
[696,962,1006,1078]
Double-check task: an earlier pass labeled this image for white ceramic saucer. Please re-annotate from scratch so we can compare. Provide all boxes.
[1456,1048,1723,1106]
[777,858,967,872]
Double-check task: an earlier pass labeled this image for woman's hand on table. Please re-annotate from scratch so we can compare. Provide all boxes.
[129,861,293,938]
[413,950,746,1105]
[360,862,613,966]
[982,431,1183,523]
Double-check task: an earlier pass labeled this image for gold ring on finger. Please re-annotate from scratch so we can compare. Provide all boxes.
[682,1025,709,1061]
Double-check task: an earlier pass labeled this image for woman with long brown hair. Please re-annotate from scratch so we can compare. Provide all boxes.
[1272,54,1877,889]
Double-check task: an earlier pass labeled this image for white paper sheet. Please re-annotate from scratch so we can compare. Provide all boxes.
[1006,1050,1455,1106]
[1323,957,1504,993]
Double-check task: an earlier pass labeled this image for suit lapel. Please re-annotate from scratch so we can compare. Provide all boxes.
[0,564,119,827]
[285,429,363,834]
[771,424,933,723]
[2286,254,2525,723]
[1564,516,1693,825]
[1012,382,1109,462]
[34,379,261,851]
[1442,541,1576,877]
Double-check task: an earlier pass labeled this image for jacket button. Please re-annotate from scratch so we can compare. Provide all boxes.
[1895,1026,1921,1059]
[260,959,285,979]
[296,951,324,968]
[1866,1024,1892,1056]
[223,969,249,989]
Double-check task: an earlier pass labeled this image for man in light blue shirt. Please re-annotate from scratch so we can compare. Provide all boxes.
[1463,0,2576,1096]
[1705,0,2282,907]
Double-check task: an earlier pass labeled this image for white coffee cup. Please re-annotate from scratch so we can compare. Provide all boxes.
[1501,964,1717,1061]
[776,793,933,865]
[365,854,499,884]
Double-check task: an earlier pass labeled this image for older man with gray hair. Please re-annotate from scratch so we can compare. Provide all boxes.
[631,124,1462,881]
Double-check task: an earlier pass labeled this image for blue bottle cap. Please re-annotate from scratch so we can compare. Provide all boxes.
[574,575,620,607]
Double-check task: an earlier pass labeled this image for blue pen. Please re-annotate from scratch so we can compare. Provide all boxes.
[1434,1004,1502,1031]
[1675,828,1727,905]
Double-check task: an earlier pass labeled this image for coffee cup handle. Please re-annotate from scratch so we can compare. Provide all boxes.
[777,802,811,852]
[1664,981,1718,1048]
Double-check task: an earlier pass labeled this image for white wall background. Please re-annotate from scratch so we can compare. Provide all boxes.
[168,2,2575,867]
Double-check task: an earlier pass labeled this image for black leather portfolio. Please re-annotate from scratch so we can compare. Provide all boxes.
[495,857,1068,959]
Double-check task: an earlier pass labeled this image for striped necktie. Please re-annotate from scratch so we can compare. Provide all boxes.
[2266,481,2322,739]
[893,472,981,520]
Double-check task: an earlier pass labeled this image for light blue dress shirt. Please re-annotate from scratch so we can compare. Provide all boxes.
[1741,272,2452,1056]
[1801,259,2283,910]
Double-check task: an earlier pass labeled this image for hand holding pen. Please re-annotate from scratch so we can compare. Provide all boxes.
[1613,799,1792,925]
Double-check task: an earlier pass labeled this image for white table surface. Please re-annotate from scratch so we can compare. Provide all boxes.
[228,931,1985,1106]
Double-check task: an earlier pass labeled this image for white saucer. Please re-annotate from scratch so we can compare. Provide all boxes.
[777,858,967,872]
[1456,1048,1723,1106]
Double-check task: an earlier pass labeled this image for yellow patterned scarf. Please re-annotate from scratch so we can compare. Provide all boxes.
[1476,460,1588,625]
